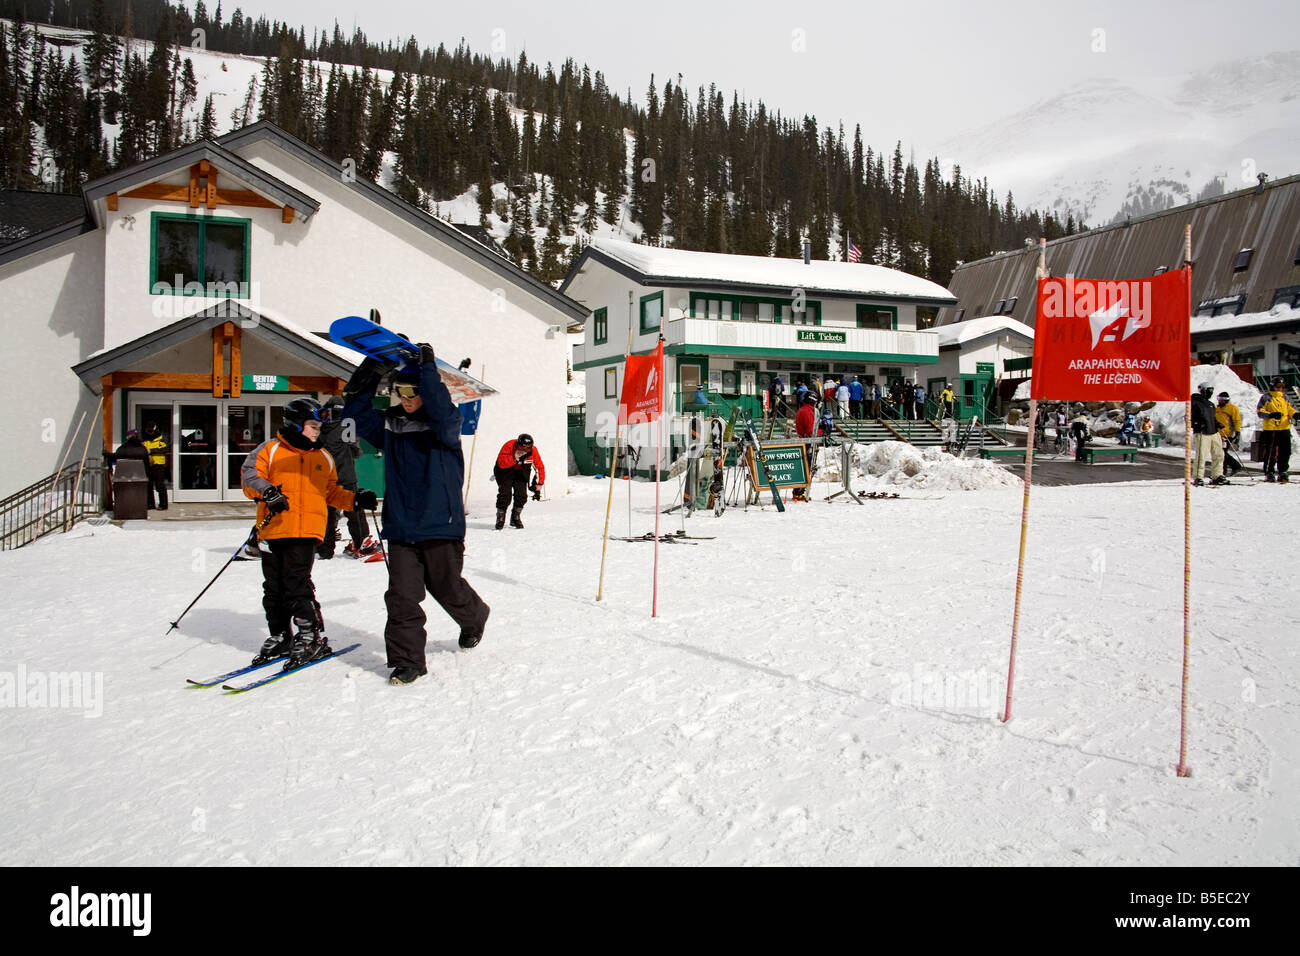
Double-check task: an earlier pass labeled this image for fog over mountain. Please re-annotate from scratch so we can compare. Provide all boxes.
[938,51,1300,226]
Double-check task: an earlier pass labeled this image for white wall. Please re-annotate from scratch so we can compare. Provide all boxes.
[232,141,572,499]
[0,232,105,495]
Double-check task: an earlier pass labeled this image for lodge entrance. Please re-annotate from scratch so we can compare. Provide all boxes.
[128,393,293,502]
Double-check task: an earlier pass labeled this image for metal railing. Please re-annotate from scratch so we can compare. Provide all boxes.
[0,461,105,551]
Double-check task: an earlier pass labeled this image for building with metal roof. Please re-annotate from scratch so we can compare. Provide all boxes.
[939,172,1300,381]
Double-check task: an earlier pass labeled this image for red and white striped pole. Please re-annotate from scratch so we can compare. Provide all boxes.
[1177,224,1194,777]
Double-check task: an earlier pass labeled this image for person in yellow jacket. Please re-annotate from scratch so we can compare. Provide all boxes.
[141,420,169,510]
[240,397,377,669]
[1257,378,1298,483]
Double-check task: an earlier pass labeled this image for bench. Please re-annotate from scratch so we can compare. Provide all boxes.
[978,447,1028,460]
[1086,446,1139,464]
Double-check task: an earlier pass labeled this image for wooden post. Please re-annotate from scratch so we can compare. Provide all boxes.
[229,323,242,397]
[212,326,224,397]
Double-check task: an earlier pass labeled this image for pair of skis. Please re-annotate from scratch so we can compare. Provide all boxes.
[187,643,361,692]
[738,410,786,512]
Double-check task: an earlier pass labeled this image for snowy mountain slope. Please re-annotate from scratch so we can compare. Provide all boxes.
[938,52,1300,225]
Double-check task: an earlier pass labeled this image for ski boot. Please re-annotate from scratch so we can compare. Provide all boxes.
[495,510,506,530]
[1210,475,1230,486]
[510,508,524,529]
[357,537,382,558]
[284,614,331,671]
[252,631,290,665]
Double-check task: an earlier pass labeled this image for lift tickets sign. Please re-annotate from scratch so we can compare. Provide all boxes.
[1031,268,1191,401]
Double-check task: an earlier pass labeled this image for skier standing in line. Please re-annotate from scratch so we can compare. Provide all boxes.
[493,433,546,529]
[339,347,491,685]
[1257,378,1298,482]
[241,398,375,669]
[1191,384,1223,486]
[141,420,169,510]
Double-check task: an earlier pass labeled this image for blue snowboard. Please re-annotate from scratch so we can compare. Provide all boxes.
[329,315,497,403]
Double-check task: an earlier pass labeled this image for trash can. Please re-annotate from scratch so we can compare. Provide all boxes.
[112,459,149,520]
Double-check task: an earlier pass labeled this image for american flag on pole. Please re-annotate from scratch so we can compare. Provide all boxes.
[847,241,863,263]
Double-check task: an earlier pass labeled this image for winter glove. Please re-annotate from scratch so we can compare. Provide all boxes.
[417,343,436,365]
[343,356,392,399]
[354,489,378,511]
[262,486,289,515]
[1270,411,1283,420]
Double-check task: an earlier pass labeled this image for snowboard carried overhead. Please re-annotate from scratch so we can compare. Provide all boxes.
[328,315,498,405]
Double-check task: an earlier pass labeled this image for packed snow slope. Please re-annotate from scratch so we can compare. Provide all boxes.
[1,465,1296,865]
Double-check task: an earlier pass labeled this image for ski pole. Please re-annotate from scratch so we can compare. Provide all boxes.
[368,509,388,567]
[166,514,272,634]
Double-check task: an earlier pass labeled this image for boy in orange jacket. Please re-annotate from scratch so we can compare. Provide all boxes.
[240,397,376,668]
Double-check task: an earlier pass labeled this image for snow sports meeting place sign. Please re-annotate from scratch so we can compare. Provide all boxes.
[1030,268,1191,402]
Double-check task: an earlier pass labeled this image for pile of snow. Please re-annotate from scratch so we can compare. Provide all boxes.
[817,440,1023,492]
[1148,365,1263,443]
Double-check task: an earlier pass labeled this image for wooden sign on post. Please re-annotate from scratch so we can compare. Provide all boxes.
[745,441,810,489]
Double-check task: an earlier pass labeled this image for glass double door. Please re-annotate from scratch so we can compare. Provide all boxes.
[129,396,288,501]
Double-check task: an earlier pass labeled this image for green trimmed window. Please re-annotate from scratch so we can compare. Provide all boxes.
[856,304,897,329]
[689,292,820,325]
[640,292,664,334]
[150,213,251,295]
[593,307,608,345]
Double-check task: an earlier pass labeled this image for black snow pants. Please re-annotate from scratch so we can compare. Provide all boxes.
[262,538,318,635]
[383,539,490,669]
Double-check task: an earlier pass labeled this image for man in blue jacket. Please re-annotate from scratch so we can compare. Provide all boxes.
[340,345,491,685]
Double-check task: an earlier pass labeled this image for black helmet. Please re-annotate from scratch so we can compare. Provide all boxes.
[282,397,325,431]
[1217,391,1230,401]
[1199,384,1213,398]
[803,393,817,405]
[143,421,160,437]
[393,364,420,385]
[517,433,534,447]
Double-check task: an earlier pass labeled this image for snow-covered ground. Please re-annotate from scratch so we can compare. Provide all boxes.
[1,445,1296,866]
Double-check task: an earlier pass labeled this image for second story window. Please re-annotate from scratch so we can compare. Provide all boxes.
[151,213,250,295]
[593,308,608,345]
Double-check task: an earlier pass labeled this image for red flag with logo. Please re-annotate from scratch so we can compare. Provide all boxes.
[1031,268,1191,401]
[619,340,664,425]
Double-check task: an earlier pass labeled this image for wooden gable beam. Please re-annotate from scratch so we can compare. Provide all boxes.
[189,163,201,207]
[282,205,295,224]
[106,193,118,211]
[205,163,218,209]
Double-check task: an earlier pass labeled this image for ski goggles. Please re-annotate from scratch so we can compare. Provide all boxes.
[393,383,420,399]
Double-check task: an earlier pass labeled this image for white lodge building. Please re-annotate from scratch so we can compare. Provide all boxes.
[0,122,585,502]
[561,237,955,472]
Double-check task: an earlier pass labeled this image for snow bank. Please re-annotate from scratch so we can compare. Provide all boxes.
[1149,365,1262,443]
[817,440,1023,492]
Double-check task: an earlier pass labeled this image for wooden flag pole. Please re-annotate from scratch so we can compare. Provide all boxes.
[1003,238,1048,722]
[462,365,485,510]
[652,336,663,618]
[596,302,636,602]
[1177,224,1194,777]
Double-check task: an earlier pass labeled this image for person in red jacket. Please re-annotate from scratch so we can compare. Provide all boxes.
[792,394,817,501]
[493,433,545,529]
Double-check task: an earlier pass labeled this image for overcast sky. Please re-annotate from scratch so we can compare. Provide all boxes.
[240,0,1299,154]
